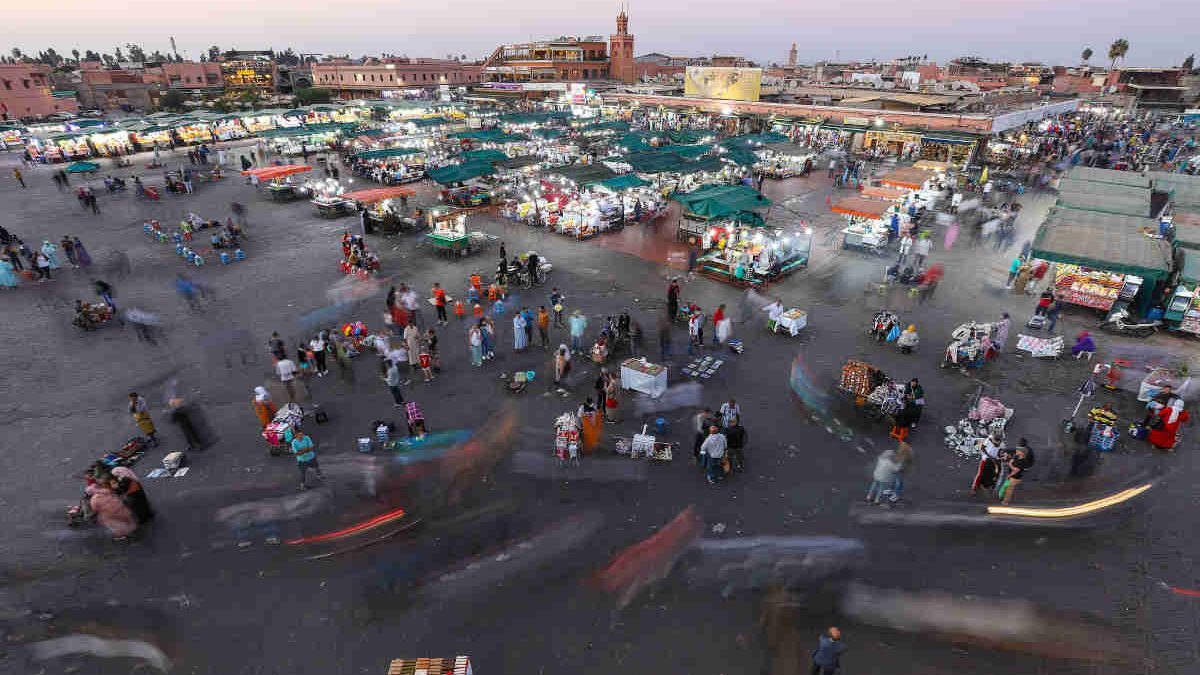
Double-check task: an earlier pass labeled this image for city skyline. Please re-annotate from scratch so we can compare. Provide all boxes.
[6,0,1198,68]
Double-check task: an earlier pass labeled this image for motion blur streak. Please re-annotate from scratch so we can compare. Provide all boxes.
[842,583,1137,663]
[285,507,407,545]
[29,634,172,672]
[592,506,704,609]
[789,355,833,417]
[986,483,1153,518]
[687,536,866,596]
[419,512,604,601]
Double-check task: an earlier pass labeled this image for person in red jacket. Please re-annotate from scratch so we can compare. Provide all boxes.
[431,283,448,325]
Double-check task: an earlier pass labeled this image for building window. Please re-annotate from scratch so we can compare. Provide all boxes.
[2,80,10,90]
[22,80,30,88]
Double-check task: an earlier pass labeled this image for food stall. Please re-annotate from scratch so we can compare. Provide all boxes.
[239,111,277,134]
[130,125,173,151]
[673,183,771,243]
[0,124,23,150]
[1031,207,1175,315]
[86,129,134,156]
[620,358,668,398]
[351,146,427,184]
[426,206,473,256]
[341,186,417,232]
[753,142,816,179]
[171,119,214,145]
[242,164,314,202]
[694,220,812,285]
[832,196,896,253]
[308,179,353,218]
[259,122,358,156]
[212,115,249,141]
[1165,250,1200,335]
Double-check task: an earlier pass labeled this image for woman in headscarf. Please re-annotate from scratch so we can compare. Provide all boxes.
[252,386,277,429]
[40,240,61,269]
[72,236,92,267]
[897,325,919,354]
[112,466,154,524]
[89,477,138,540]
[1148,399,1188,451]
[553,344,571,388]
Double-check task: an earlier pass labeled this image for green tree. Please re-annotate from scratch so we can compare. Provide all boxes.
[1081,47,1093,64]
[10,48,23,62]
[160,89,186,111]
[84,49,101,62]
[71,48,81,63]
[294,87,332,105]
[1184,54,1195,73]
[126,44,147,62]
[1107,38,1129,71]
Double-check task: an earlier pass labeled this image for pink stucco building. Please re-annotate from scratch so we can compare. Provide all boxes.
[0,63,78,120]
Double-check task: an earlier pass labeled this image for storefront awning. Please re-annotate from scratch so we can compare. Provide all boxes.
[241,164,313,180]
[832,196,894,219]
[354,147,422,160]
[341,187,416,204]
[1031,208,1174,280]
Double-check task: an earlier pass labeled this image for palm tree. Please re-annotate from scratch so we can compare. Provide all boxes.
[1183,54,1195,73]
[71,48,80,64]
[1081,47,1093,65]
[1107,39,1129,71]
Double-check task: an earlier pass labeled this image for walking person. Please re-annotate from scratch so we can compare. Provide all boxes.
[865,447,902,504]
[252,386,277,429]
[999,440,1034,505]
[309,333,328,376]
[536,306,550,348]
[667,278,681,320]
[568,310,587,354]
[403,322,422,372]
[94,279,116,310]
[809,627,846,675]
[481,317,496,360]
[891,441,914,503]
[418,335,435,382]
[275,355,299,402]
[384,360,405,407]
[289,429,324,490]
[553,344,571,389]
[700,425,727,485]
[912,232,932,268]
[40,240,61,271]
[469,323,484,367]
[128,393,159,446]
[513,309,529,352]
[34,250,52,281]
[431,282,448,324]
[550,288,566,327]
[12,167,25,188]
[993,312,1011,354]
[61,236,78,268]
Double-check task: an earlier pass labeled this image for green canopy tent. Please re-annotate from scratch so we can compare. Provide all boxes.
[721,132,788,149]
[622,151,685,174]
[671,144,713,159]
[1031,208,1174,312]
[673,184,772,222]
[354,147,422,160]
[667,129,706,144]
[427,161,495,185]
[1065,166,1152,189]
[682,157,729,174]
[451,129,528,143]
[615,131,664,152]
[587,174,650,191]
[578,120,630,134]
[1054,189,1154,218]
[543,163,616,185]
[409,117,450,128]
[721,147,760,167]
[461,149,508,164]
[1150,171,1200,209]
[531,127,566,140]
[1178,249,1200,285]
[499,111,571,125]
[257,122,359,139]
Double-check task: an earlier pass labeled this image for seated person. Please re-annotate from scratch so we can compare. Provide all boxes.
[1071,330,1096,358]
[1087,402,1118,432]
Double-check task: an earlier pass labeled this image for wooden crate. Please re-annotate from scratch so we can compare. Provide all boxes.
[387,656,472,675]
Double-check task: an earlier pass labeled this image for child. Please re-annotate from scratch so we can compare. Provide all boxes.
[419,346,434,382]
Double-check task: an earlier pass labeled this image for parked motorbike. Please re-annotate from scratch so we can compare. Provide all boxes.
[1099,306,1161,338]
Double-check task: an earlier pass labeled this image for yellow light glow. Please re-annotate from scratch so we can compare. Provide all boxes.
[986,484,1153,519]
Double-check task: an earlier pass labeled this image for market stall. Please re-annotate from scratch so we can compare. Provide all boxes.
[1165,249,1200,335]
[342,186,417,232]
[211,115,249,141]
[1031,207,1174,314]
[351,146,427,184]
[243,164,315,201]
[694,221,811,285]
[620,358,668,398]
[86,129,134,156]
[425,206,474,256]
[673,183,771,242]
[0,124,23,150]
[832,196,896,253]
[753,142,816,179]
[129,125,173,151]
[171,119,214,145]
[258,122,358,156]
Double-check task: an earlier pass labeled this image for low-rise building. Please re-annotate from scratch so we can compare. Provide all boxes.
[482,36,610,83]
[1107,68,1189,111]
[220,51,278,93]
[311,59,483,97]
[0,63,78,120]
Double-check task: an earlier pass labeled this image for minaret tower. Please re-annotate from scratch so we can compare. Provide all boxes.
[609,4,636,83]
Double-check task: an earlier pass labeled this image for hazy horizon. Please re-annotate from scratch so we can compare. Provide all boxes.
[6,0,1197,68]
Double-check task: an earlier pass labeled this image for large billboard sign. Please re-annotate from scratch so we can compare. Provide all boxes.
[684,66,763,102]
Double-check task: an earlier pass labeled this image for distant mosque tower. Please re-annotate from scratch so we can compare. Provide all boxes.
[788,42,798,67]
[609,3,636,83]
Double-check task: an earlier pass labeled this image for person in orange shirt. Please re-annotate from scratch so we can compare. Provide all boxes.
[431,283,448,325]
[469,272,482,294]
[454,300,465,319]
[472,303,484,319]
[252,386,277,429]
[487,283,500,303]
[536,306,550,348]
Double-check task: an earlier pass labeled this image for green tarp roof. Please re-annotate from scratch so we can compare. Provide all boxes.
[499,111,571,125]
[66,161,100,173]
[427,161,495,184]
[673,184,772,222]
[721,132,788,149]
[1179,249,1200,283]
[1057,177,1151,201]
[496,156,541,170]
[354,147,422,160]
[671,144,713,159]
[1150,171,1200,208]
[451,129,528,143]
[532,127,566,140]
[622,150,683,174]
[721,147,760,166]
[616,131,664,152]
[409,117,450,128]
[666,129,706,144]
[686,157,728,174]
[461,149,507,164]
[1031,207,1174,280]
[543,163,617,185]
[1065,166,1152,189]
[257,122,358,139]
[578,120,629,134]
[1055,189,1152,218]
[588,174,650,191]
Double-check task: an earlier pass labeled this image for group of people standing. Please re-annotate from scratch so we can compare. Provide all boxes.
[693,399,747,485]
[0,225,92,287]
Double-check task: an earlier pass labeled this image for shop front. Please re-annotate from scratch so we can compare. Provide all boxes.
[919,130,980,164]
[130,126,173,151]
[864,129,922,158]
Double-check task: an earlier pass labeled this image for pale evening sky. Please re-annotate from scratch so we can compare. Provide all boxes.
[5,0,1196,67]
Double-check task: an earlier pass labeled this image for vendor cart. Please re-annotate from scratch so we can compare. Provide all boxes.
[613,424,675,461]
[941,322,994,369]
[869,310,901,342]
[554,412,581,464]
[311,196,354,218]
[838,359,905,421]
[262,403,304,456]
